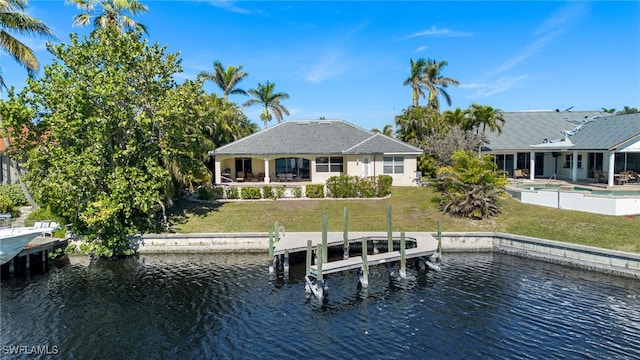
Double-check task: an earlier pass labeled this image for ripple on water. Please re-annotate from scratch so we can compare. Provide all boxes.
[1,253,639,359]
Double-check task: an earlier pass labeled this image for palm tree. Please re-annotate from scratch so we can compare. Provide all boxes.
[423,58,459,111]
[71,0,148,33]
[468,103,505,137]
[371,124,394,137]
[199,61,249,100]
[0,0,53,208]
[243,81,290,129]
[403,58,428,107]
[442,108,469,128]
[0,0,55,87]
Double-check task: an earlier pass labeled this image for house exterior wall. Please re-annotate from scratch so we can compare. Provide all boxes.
[214,154,419,186]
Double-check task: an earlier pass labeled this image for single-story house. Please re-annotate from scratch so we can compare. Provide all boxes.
[483,111,640,186]
[209,120,424,186]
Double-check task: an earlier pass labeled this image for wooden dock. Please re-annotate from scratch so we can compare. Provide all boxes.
[271,230,440,300]
[2,237,68,277]
[268,206,443,300]
[307,233,437,276]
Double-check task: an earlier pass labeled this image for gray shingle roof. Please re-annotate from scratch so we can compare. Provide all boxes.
[212,120,422,156]
[484,111,613,151]
[571,113,640,150]
[344,133,423,154]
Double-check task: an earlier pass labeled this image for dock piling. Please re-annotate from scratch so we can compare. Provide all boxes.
[400,232,406,279]
[436,220,443,264]
[317,246,325,299]
[387,205,393,252]
[284,249,289,274]
[321,214,328,264]
[359,237,369,287]
[268,230,274,274]
[343,207,349,260]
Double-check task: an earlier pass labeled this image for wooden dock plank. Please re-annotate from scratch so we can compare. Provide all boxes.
[273,231,435,255]
[303,232,439,277]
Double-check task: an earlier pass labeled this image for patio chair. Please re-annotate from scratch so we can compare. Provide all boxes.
[258,172,265,181]
[246,172,255,182]
[236,171,245,182]
[285,173,293,182]
[615,172,630,185]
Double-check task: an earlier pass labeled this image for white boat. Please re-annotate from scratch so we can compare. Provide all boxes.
[0,223,60,265]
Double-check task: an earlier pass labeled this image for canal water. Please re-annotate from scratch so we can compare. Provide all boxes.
[1,252,639,359]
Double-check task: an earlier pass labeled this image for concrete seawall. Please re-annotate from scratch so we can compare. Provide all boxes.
[139,232,640,279]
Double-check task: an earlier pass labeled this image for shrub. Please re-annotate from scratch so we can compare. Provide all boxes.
[212,186,225,199]
[263,186,277,200]
[226,187,239,199]
[196,186,214,200]
[241,187,261,199]
[327,175,358,198]
[0,184,28,206]
[357,177,377,198]
[276,187,286,199]
[0,195,19,218]
[293,186,303,198]
[437,150,507,219]
[25,206,65,227]
[305,184,325,198]
[377,175,393,197]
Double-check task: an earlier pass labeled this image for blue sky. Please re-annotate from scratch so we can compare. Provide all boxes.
[2,1,639,131]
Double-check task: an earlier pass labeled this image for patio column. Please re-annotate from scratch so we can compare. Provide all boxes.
[214,158,221,184]
[607,151,615,186]
[263,158,270,183]
[529,151,535,180]
[572,150,578,182]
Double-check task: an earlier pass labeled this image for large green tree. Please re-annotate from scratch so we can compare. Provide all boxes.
[71,0,148,34]
[202,93,257,145]
[243,81,290,129]
[395,106,481,177]
[2,28,211,257]
[199,61,249,101]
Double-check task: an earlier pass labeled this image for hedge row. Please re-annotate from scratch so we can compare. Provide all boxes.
[326,175,392,198]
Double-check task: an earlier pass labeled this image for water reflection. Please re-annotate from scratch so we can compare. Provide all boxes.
[1,253,639,359]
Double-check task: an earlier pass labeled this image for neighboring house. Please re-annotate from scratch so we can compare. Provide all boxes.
[0,137,20,185]
[209,120,423,186]
[483,111,640,186]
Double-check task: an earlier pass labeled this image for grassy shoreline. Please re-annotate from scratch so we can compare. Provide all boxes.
[167,186,640,253]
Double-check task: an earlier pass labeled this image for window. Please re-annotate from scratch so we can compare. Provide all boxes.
[315,157,344,173]
[564,154,582,168]
[235,157,252,173]
[383,157,404,174]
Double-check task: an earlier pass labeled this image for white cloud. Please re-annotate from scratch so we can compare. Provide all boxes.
[408,25,473,39]
[206,0,253,15]
[459,83,487,90]
[415,45,428,53]
[470,75,528,98]
[304,51,346,83]
[489,2,589,76]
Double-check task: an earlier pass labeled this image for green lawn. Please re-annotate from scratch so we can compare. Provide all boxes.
[167,186,640,253]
